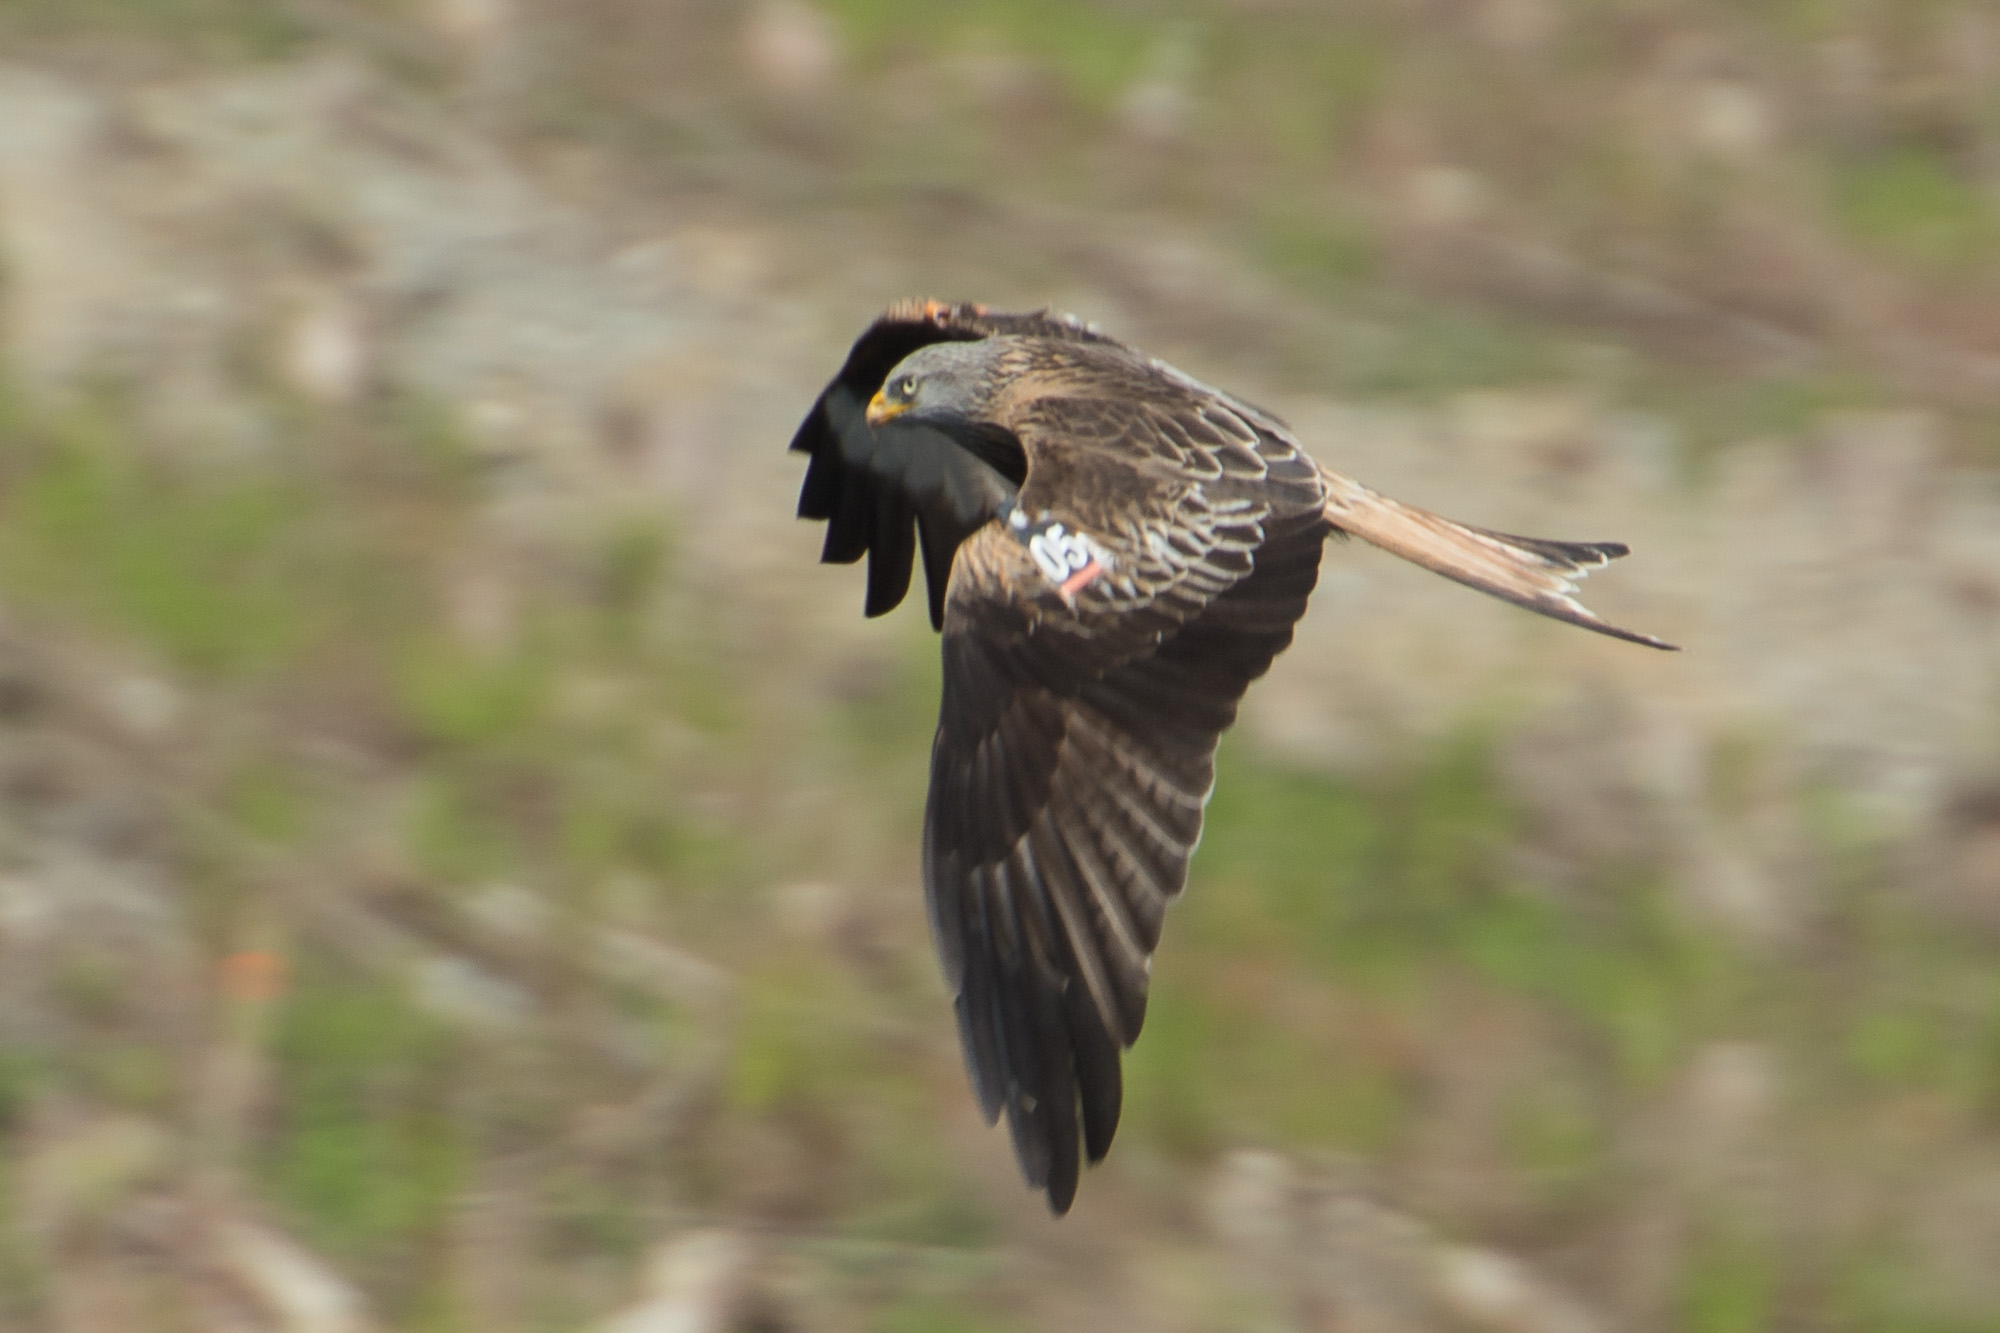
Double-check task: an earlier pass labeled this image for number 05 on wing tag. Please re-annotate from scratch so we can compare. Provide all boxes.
[1002,501,1111,602]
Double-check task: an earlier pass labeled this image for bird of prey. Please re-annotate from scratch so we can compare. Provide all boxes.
[789,300,1675,1214]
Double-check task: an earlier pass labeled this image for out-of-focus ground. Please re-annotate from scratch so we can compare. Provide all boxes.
[4,2,2000,1330]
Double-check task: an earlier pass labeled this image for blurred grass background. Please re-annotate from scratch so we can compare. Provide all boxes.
[1,1,1999,1331]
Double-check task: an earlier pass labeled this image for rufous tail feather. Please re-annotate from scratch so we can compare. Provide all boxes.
[1318,465,1679,651]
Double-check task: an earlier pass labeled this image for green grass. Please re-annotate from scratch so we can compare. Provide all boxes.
[264,957,465,1312]
[875,1294,1020,1333]
[0,1150,40,1320]
[396,639,556,752]
[0,0,304,57]
[1622,365,1886,482]
[1830,147,2000,274]
[0,1049,43,1322]
[1500,1069,1608,1203]
[1255,206,1381,293]
[1342,304,1577,400]
[0,416,323,676]
[1124,736,1743,1174]
[826,0,1154,110]
[1126,981,1415,1158]
[1679,1219,1780,1333]
[728,956,874,1115]
[1215,25,1386,166]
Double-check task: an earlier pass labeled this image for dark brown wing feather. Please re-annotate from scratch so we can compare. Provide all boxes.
[789,301,1118,627]
[924,380,1327,1212]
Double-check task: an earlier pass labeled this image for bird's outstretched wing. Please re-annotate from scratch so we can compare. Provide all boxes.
[923,386,1328,1212]
[789,300,1116,626]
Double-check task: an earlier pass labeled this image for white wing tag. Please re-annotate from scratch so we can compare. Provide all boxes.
[1002,501,1113,602]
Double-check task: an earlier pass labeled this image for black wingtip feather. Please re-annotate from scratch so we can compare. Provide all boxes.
[864,491,917,617]
[1594,621,1682,651]
[1071,993,1123,1164]
[1459,528,1677,649]
[795,445,840,521]
[1548,537,1628,565]
[916,512,956,631]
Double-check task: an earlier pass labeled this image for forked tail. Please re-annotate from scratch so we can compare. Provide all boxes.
[1318,465,1679,650]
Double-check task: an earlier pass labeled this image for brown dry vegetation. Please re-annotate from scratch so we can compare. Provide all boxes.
[3,2,2000,1331]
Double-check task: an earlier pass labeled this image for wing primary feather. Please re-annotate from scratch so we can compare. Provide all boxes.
[1045,797,1152,1037]
[795,447,840,520]
[1021,819,1140,1161]
[1000,853,1084,1212]
[820,465,873,565]
[916,511,959,630]
[1023,821,1128,1048]
[986,863,1056,1193]
[921,759,968,990]
[1063,712,1199,859]
[1068,986,1123,1165]
[928,741,1006,1122]
[864,491,917,617]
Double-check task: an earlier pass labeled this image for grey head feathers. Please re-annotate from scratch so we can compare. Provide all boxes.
[876,338,1012,428]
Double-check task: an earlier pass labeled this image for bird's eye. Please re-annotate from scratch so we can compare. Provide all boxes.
[897,376,918,398]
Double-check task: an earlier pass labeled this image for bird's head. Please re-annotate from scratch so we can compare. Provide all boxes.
[865,340,1006,431]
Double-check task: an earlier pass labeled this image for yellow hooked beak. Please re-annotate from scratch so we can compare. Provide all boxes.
[865,388,910,429]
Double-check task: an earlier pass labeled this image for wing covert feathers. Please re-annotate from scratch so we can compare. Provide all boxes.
[1316,465,1680,651]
